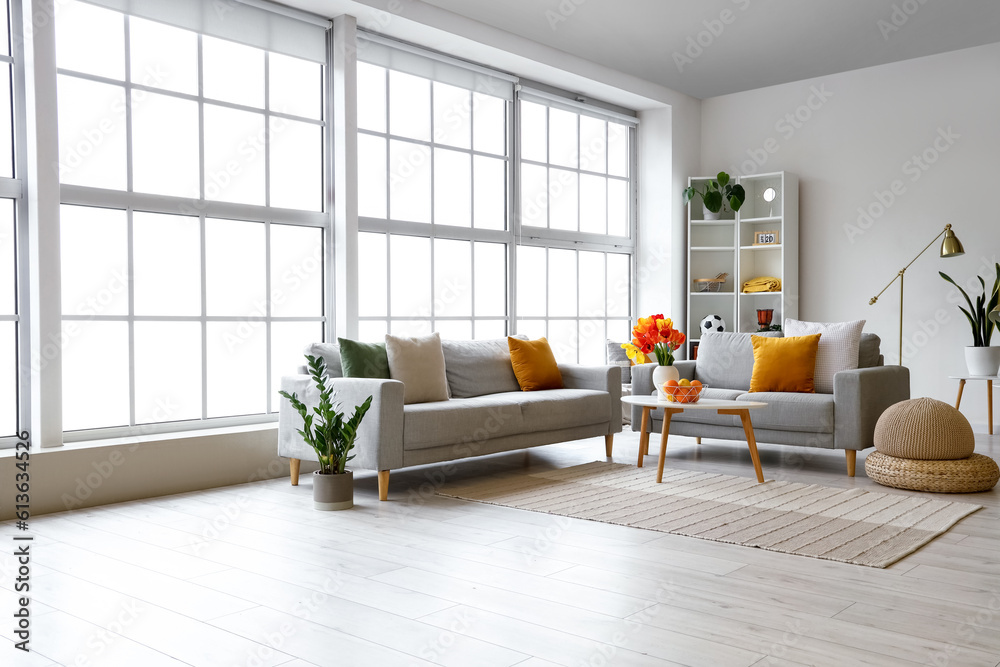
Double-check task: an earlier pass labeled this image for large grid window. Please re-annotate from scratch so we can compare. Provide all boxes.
[56,1,327,435]
[516,94,636,364]
[356,44,514,339]
[0,0,22,441]
[516,247,632,364]
[519,98,631,237]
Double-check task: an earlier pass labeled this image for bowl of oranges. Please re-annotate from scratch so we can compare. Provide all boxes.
[663,378,704,404]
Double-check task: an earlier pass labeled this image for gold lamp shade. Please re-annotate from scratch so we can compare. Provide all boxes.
[940,225,965,257]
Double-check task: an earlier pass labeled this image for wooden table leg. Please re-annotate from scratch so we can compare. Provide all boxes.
[989,380,994,435]
[955,379,966,409]
[637,407,651,467]
[719,409,765,483]
[656,408,683,483]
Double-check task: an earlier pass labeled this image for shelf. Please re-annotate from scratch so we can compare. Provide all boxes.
[740,216,782,224]
[740,291,782,296]
[690,220,735,226]
[690,291,735,296]
[740,244,782,250]
[691,246,735,251]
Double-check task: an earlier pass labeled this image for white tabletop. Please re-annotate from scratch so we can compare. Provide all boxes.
[948,376,999,381]
[621,395,767,410]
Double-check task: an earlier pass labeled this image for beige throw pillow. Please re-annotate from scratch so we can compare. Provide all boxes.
[783,318,865,394]
[385,332,450,404]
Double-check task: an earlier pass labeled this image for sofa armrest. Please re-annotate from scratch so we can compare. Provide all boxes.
[629,362,696,428]
[278,375,405,471]
[833,365,910,451]
[558,364,622,434]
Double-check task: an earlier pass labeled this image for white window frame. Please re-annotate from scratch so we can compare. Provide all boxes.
[56,3,332,441]
[512,87,638,363]
[355,33,517,339]
[0,0,29,448]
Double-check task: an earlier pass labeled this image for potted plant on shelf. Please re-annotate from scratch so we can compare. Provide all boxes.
[622,315,686,399]
[940,263,1000,376]
[683,172,746,220]
[279,355,372,510]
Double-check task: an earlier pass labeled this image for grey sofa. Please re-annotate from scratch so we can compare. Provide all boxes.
[631,331,909,476]
[278,338,622,500]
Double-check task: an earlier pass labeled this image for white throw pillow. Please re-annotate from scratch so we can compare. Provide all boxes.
[385,332,450,404]
[783,318,865,394]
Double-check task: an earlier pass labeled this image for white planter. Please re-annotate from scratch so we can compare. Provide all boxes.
[652,364,680,400]
[702,204,721,221]
[965,346,1000,377]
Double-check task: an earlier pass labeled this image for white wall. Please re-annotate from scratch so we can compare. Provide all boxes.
[0,427,299,520]
[637,96,701,341]
[700,42,1000,427]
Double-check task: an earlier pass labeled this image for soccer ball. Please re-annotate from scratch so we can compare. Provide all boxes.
[701,314,726,334]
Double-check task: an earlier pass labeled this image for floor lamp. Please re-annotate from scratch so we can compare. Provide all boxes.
[869,223,965,365]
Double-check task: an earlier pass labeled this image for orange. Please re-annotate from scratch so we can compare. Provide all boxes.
[690,380,702,388]
[665,379,679,387]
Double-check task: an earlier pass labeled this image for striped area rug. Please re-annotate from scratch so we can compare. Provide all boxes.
[437,462,982,568]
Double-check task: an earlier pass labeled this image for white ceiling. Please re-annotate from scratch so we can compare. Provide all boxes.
[284,0,1000,99]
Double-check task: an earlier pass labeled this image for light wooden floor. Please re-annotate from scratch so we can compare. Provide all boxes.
[3,429,999,667]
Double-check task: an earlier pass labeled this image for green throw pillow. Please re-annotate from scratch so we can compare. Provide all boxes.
[337,338,390,379]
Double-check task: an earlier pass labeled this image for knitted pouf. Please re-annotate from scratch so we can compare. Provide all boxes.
[865,452,999,493]
[874,397,975,460]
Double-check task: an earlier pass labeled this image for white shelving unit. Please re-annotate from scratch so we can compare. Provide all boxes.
[686,172,798,359]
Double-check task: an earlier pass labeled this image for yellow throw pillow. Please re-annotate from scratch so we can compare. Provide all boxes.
[749,334,821,393]
[508,337,564,391]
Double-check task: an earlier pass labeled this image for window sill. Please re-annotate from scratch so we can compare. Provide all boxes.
[0,422,278,458]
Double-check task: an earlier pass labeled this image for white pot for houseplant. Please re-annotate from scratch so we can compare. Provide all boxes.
[279,354,372,511]
[965,346,1000,377]
[941,264,999,377]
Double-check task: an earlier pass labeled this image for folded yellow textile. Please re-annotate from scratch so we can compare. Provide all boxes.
[742,276,782,293]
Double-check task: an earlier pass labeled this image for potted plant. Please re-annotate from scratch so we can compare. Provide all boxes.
[683,172,746,220]
[622,315,686,400]
[940,263,1000,376]
[279,354,372,510]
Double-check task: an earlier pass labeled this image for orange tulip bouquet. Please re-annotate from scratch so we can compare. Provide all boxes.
[621,314,686,367]
[622,315,704,402]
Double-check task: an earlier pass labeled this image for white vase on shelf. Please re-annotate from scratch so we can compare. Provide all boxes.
[652,364,680,400]
[965,346,1000,376]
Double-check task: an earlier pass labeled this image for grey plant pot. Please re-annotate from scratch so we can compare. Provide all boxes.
[313,470,353,510]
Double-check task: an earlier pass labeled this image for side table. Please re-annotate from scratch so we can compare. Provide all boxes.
[950,375,998,435]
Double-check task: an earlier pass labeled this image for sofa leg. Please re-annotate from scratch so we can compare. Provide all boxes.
[845,450,856,477]
[289,458,301,486]
[695,437,701,445]
[605,434,614,457]
[378,470,390,501]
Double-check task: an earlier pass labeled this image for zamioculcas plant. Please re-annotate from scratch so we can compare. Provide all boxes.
[279,354,372,475]
[940,263,1000,347]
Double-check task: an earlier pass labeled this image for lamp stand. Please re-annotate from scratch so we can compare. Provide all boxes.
[869,224,964,366]
[898,270,904,365]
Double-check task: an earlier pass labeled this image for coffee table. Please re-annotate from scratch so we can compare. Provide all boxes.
[950,375,998,435]
[622,395,768,483]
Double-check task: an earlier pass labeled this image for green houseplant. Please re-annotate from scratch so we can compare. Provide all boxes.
[683,172,746,220]
[940,263,1000,376]
[279,354,372,510]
